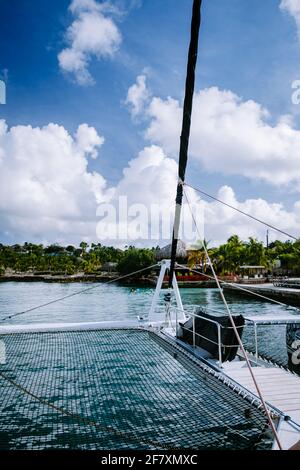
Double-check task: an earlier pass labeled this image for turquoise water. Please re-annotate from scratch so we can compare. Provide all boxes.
[0,282,298,368]
[0,329,271,450]
[0,283,295,450]
[0,282,290,325]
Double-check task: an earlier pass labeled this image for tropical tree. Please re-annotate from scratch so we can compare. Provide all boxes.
[244,237,268,266]
[117,248,155,276]
[215,235,245,275]
[187,239,211,272]
[79,241,89,256]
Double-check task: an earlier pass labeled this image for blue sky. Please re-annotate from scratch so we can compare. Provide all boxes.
[1,0,300,246]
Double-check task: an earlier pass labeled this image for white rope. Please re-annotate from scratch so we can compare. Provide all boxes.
[176,265,300,313]
[182,185,283,450]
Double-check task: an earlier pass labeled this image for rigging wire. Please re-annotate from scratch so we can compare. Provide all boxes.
[0,369,176,450]
[182,184,283,450]
[0,259,279,449]
[184,182,298,241]
[176,264,300,313]
[0,332,263,450]
[0,264,158,324]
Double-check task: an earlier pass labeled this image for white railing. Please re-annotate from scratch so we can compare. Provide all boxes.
[169,306,242,368]
[169,306,300,372]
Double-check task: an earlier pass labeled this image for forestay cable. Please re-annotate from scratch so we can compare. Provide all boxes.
[177,264,300,313]
[182,184,283,450]
[184,182,298,241]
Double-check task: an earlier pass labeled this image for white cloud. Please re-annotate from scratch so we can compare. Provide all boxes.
[75,123,105,158]
[280,0,300,38]
[0,119,111,244]
[0,118,299,246]
[114,145,177,205]
[125,75,150,118]
[70,0,102,12]
[3,82,296,245]
[99,144,300,246]
[97,145,180,244]
[58,0,122,85]
[145,86,300,186]
[146,96,181,153]
[202,185,300,246]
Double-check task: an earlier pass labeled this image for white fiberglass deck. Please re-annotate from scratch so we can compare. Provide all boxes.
[222,361,300,449]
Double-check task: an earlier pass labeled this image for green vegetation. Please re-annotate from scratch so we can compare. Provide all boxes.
[0,236,300,278]
[0,242,125,275]
[189,236,300,276]
[117,247,155,276]
[212,236,270,275]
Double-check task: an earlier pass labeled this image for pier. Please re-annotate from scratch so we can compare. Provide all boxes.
[223,361,300,449]
[223,283,300,307]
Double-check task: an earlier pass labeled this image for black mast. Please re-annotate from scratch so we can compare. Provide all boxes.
[169,0,202,287]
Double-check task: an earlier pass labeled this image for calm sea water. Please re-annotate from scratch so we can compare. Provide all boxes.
[0,282,296,450]
[0,282,290,325]
[1,282,298,368]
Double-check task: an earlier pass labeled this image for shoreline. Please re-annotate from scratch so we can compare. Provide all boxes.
[0,273,119,283]
[0,273,156,287]
[0,273,272,288]
[0,273,217,288]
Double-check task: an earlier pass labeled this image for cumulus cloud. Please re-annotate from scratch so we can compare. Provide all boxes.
[145,86,300,186]
[202,185,300,246]
[58,0,122,85]
[1,119,299,246]
[280,0,300,38]
[96,144,206,244]
[125,75,150,118]
[114,145,176,204]
[3,77,300,246]
[0,119,110,243]
[97,144,300,246]
[0,119,181,245]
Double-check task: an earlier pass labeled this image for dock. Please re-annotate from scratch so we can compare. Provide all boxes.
[161,280,217,288]
[223,283,300,307]
[223,361,300,449]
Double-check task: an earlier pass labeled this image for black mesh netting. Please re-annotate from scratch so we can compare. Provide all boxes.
[0,329,274,450]
[242,324,289,369]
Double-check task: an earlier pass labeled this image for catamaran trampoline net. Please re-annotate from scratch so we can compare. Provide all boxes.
[0,328,273,450]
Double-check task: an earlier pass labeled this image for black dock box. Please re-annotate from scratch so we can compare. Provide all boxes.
[180,309,245,362]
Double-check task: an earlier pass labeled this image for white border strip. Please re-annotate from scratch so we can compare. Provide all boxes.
[0,321,143,334]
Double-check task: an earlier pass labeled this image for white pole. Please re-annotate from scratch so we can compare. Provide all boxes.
[149,260,169,323]
[149,260,185,325]
[172,273,186,320]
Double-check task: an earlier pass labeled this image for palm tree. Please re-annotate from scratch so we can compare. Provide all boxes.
[215,235,245,275]
[188,239,211,272]
[79,241,89,257]
[245,237,268,266]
